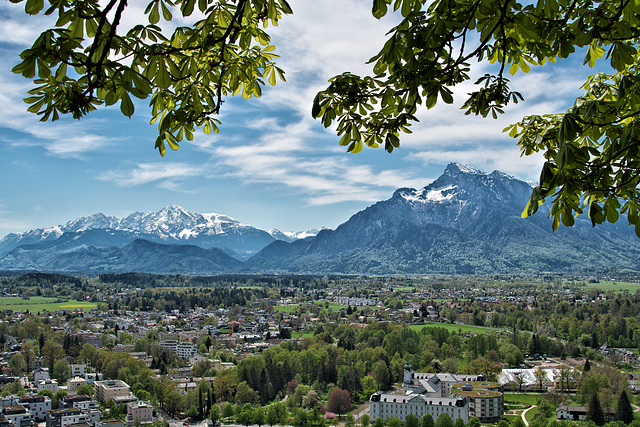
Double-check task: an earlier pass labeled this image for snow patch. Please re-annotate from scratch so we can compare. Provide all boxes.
[400,186,457,203]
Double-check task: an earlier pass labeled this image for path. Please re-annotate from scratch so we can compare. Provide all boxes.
[521,405,536,427]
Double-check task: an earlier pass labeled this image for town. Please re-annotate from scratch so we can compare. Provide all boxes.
[0,273,635,427]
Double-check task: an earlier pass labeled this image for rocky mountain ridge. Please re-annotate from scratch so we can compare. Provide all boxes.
[1,163,638,275]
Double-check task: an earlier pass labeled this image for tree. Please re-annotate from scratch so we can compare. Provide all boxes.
[10,0,291,157]
[53,359,71,384]
[361,414,370,427]
[235,381,258,405]
[266,406,278,427]
[222,403,234,419]
[362,375,378,399]
[422,414,435,427]
[615,390,634,424]
[41,340,64,372]
[21,342,34,373]
[405,414,420,427]
[187,405,200,420]
[372,360,391,391]
[253,408,265,427]
[8,353,26,376]
[345,414,356,427]
[237,409,253,427]
[77,384,94,397]
[210,405,220,424]
[435,413,454,427]
[534,369,548,392]
[14,0,640,234]
[387,418,401,427]
[311,0,640,235]
[588,392,606,426]
[327,389,351,415]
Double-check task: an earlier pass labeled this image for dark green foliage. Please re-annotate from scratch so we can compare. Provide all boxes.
[435,413,454,427]
[422,413,435,427]
[405,414,419,427]
[615,390,634,424]
[588,393,606,426]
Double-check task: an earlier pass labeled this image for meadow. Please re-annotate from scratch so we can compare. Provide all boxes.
[408,323,502,334]
[273,302,348,314]
[0,296,98,313]
[584,280,640,293]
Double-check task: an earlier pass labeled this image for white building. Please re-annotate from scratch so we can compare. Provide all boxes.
[370,393,468,423]
[37,379,59,393]
[70,365,86,378]
[369,364,503,424]
[19,394,52,421]
[3,405,34,427]
[33,368,50,384]
[176,343,197,360]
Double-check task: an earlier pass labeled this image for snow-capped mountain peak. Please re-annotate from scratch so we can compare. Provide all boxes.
[0,206,315,258]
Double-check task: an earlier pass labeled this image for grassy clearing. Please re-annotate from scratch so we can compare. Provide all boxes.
[273,304,298,313]
[525,407,539,423]
[292,332,314,339]
[273,302,349,314]
[502,415,519,423]
[409,323,500,334]
[0,296,98,312]
[504,393,541,405]
[584,280,640,293]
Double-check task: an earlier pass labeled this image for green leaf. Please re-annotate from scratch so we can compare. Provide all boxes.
[24,0,44,15]
[155,59,172,89]
[440,87,453,104]
[120,92,135,117]
[149,3,160,25]
[372,0,388,18]
[181,0,195,16]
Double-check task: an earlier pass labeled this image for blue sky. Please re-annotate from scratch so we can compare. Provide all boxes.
[0,0,597,238]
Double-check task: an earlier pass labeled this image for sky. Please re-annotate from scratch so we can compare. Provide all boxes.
[0,0,598,238]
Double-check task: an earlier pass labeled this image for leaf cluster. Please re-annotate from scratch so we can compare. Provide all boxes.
[12,0,291,154]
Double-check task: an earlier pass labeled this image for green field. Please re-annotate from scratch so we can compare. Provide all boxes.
[408,323,501,334]
[504,393,541,405]
[274,302,348,314]
[0,296,98,313]
[292,332,314,339]
[584,280,640,293]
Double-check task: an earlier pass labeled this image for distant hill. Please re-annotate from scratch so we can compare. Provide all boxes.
[247,163,640,274]
[1,163,639,275]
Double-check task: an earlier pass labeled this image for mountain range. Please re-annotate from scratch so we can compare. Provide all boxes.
[2,162,639,275]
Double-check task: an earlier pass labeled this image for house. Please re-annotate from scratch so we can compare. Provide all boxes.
[370,393,468,423]
[369,364,503,423]
[68,378,88,395]
[94,380,131,403]
[33,368,49,384]
[46,408,88,427]
[96,420,126,427]
[19,394,52,421]
[126,402,153,425]
[37,379,58,393]
[70,365,86,378]
[556,403,588,421]
[2,405,34,427]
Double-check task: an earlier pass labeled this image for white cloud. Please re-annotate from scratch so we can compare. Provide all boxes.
[97,162,206,189]
[211,113,428,205]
